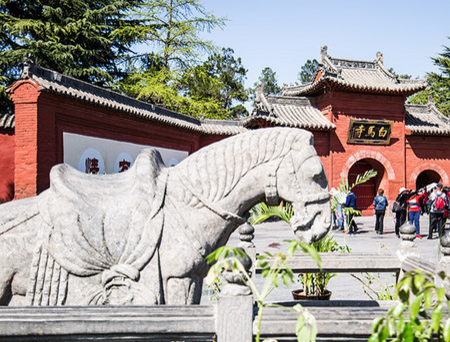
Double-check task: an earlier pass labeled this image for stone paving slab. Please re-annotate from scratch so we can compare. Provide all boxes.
[201,214,445,303]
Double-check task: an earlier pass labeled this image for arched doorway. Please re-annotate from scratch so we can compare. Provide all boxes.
[348,159,386,213]
[416,170,441,190]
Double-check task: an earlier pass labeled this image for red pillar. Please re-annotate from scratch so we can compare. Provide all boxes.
[8,80,40,199]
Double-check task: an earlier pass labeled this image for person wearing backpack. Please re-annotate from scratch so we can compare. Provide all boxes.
[427,183,447,239]
[394,187,411,237]
[373,188,388,234]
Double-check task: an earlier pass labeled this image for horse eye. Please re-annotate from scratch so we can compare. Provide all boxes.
[313,172,323,182]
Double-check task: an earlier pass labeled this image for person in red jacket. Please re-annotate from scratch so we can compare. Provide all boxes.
[406,188,425,239]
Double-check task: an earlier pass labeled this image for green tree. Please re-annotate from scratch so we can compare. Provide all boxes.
[258,67,282,95]
[251,67,281,98]
[0,0,141,112]
[119,0,226,70]
[120,66,230,119]
[298,59,319,84]
[186,47,248,116]
[408,76,450,116]
[123,47,249,119]
[387,68,411,80]
[408,40,450,116]
[117,2,242,118]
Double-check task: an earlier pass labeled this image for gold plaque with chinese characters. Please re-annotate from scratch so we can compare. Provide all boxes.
[347,119,393,145]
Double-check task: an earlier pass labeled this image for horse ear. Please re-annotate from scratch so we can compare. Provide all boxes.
[134,149,167,195]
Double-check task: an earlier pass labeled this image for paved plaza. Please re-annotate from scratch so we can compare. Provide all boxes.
[202,213,445,303]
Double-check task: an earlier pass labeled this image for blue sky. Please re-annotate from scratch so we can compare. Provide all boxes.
[202,0,450,91]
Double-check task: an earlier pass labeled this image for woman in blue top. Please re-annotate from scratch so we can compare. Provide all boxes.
[373,188,388,234]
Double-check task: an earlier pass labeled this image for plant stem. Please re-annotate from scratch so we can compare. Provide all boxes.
[255,301,264,342]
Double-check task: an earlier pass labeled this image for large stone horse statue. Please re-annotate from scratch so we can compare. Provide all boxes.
[0,127,331,306]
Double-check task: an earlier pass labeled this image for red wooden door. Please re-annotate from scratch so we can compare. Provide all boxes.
[348,160,375,212]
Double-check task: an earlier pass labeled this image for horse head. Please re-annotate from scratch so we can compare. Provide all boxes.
[267,130,331,244]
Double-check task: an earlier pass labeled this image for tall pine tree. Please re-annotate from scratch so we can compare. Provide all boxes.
[409,38,450,116]
[252,67,281,96]
[117,2,246,119]
[0,0,141,112]
[117,0,226,70]
[298,59,319,84]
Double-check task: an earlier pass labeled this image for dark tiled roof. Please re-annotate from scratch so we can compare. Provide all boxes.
[405,100,450,136]
[283,46,427,96]
[250,90,335,131]
[8,62,245,136]
[201,119,248,135]
[0,113,14,129]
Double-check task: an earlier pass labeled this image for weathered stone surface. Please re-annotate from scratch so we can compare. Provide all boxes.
[0,127,331,306]
[397,221,419,261]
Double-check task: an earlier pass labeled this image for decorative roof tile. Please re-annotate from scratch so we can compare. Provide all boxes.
[0,113,14,129]
[283,46,427,96]
[405,99,450,136]
[19,64,203,132]
[6,62,246,136]
[201,119,247,135]
[250,90,335,131]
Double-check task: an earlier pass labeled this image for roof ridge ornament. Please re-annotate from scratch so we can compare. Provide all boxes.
[21,53,35,79]
[427,95,435,106]
[320,45,328,64]
[254,83,274,116]
[376,51,384,64]
[319,45,339,75]
[374,52,397,81]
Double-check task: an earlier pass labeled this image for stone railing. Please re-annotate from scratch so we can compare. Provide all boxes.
[0,222,448,342]
[240,221,450,341]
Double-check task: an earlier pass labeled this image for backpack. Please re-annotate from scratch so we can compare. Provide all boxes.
[435,196,445,210]
[392,201,402,213]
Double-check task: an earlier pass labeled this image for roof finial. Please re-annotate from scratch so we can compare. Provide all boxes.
[21,53,35,79]
[255,83,264,101]
[428,94,435,106]
[320,45,328,64]
[376,51,383,64]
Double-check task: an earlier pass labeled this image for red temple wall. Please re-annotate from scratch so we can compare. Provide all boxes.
[199,134,228,148]
[405,135,450,188]
[316,91,407,203]
[9,79,207,199]
[0,131,15,202]
[8,78,450,211]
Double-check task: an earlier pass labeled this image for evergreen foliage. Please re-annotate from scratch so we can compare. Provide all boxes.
[252,67,282,97]
[0,0,141,112]
[1,0,246,119]
[408,38,450,116]
[118,0,226,70]
[179,48,248,115]
[298,59,319,84]
[121,47,248,119]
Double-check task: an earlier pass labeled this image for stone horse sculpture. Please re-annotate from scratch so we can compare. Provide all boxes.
[0,127,331,306]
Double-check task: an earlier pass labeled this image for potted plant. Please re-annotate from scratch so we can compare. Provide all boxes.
[249,169,377,300]
[250,203,348,300]
[291,232,347,300]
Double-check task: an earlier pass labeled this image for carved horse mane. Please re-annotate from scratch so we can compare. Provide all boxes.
[172,128,314,205]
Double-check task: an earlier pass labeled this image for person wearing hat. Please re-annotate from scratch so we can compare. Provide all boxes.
[427,182,447,239]
[394,187,411,237]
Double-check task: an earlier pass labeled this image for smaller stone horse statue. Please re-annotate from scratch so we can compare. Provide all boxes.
[0,127,331,306]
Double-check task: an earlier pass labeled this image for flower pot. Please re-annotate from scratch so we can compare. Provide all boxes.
[291,289,332,300]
